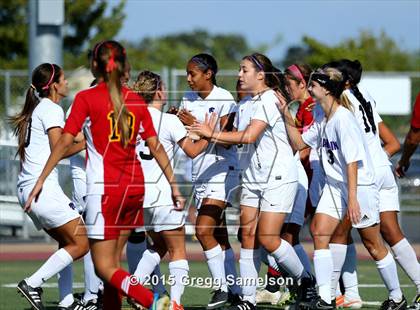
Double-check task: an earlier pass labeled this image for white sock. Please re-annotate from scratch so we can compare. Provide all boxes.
[152,265,167,295]
[127,240,147,274]
[391,238,420,294]
[26,248,73,288]
[330,243,347,300]
[58,263,74,306]
[294,244,312,274]
[376,251,403,302]
[169,259,189,304]
[134,249,161,284]
[260,247,280,272]
[342,243,360,299]
[223,249,242,295]
[82,251,101,302]
[239,248,261,305]
[204,245,227,292]
[271,239,306,279]
[314,249,333,304]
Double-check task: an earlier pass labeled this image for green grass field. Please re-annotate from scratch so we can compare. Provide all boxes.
[0,260,416,310]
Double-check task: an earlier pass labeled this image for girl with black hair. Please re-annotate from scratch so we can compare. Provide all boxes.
[276,66,406,310]
[192,53,316,310]
[178,53,241,309]
[10,63,88,310]
[23,41,183,310]
[333,59,419,309]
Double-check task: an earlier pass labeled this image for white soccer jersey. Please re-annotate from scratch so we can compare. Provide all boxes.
[17,98,64,187]
[66,104,87,181]
[343,88,391,168]
[302,105,375,186]
[136,107,188,208]
[180,85,238,180]
[236,89,298,190]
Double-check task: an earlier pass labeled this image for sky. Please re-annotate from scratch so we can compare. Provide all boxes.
[114,0,420,59]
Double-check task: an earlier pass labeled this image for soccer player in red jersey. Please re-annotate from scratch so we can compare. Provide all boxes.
[24,40,184,310]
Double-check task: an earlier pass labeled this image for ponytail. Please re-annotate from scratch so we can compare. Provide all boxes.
[352,86,377,134]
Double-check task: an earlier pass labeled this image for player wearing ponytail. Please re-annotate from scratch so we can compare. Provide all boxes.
[23,40,184,310]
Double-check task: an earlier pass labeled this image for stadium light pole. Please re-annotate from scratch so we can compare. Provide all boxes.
[28,0,64,74]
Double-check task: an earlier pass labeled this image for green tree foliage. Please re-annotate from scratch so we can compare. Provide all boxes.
[283,30,419,71]
[0,0,126,69]
[125,30,257,72]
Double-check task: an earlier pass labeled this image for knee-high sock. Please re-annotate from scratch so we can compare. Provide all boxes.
[83,251,102,302]
[204,245,227,292]
[391,238,420,294]
[329,244,347,300]
[240,248,261,305]
[169,259,189,304]
[126,240,147,274]
[109,269,154,307]
[376,252,403,302]
[134,250,161,285]
[26,248,73,288]
[314,249,333,304]
[341,243,360,298]
[223,248,242,295]
[58,263,74,306]
[271,239,306,279]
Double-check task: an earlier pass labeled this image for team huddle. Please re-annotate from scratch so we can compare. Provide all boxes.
[9,40,420,310]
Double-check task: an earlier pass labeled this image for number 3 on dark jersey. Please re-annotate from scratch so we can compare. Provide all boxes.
[327,149,334,165]
[107,111,135,142]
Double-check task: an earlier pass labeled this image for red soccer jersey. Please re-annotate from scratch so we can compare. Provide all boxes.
[64,82,156,196]
[411,92,420,129]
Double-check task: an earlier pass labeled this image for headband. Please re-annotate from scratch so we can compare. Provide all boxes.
[287,64,305,84]
[42,64,55,90]
[248,55,264,71]
[309,70,343,97]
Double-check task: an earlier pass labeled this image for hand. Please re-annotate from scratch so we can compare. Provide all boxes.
[305,101,316,112]
[167,106,179,115]
[347,197,361,225]
[190,113,217,139]
[171,186,185,211]
[274,90,288,114]
[178,109,196,126]
[24,180,44,212]
[395,160,410,178]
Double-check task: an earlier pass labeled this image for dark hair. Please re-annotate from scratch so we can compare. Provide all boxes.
[9,63,62,161]
[92,40,132,147]
[133,71,162,103]
[285,63,312,85]
[331,59,376,134]
[188,53,218,85]
[243,53,291,102]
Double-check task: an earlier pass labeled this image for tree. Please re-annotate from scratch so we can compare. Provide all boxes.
[0,0,126,69]
[282,30,419,71]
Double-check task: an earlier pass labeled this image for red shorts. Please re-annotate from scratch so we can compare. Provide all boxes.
[85,193,144,240]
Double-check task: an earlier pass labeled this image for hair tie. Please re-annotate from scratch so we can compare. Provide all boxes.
[42,64,55,90]
[106,48,117,72]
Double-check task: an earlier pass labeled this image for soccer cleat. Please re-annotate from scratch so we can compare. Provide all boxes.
[17,280,45,310]
[57,299,87,310]
[255,288,281,305]
[155,292,170,310]
[297,275,318,304]
[169,301,184,310]
[302,296,335,310]
[335,295,363,309]
[206,289,228,309]
[380,296,407,310]
[227,292,242,305]
[409,294,420,310]
[84,298,102,310]
[226,300,256,310]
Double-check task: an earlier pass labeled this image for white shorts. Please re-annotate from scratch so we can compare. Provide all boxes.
[375,166,400,212]
[316,182,380,229]
[309,164,325,208]
[285,165,308,225]
[240,181,298,213]
[143,205,186,233]
[72,178,87,214]
[17,181,80,231]
[193,168,240,209]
